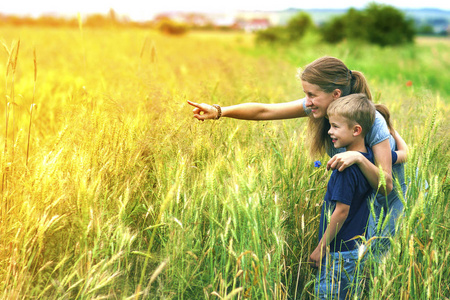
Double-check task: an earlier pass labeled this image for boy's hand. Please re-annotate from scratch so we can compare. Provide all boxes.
[309,246,325,268]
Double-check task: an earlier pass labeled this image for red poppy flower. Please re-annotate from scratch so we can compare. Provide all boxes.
[406,80,413,87]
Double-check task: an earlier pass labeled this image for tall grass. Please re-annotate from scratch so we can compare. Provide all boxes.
[0,26,448,299]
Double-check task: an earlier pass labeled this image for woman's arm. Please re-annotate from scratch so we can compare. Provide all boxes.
[309,202,349,268]
[393,130,408,164]
[366,139,393,194]
[187,99,309,121]
[327,139,393,195]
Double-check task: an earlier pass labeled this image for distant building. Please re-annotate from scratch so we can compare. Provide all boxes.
[235,18,271,32]
[152,11,279,31]
[234,11,282,26]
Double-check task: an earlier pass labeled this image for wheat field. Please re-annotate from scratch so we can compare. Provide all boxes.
[0,26,448,299]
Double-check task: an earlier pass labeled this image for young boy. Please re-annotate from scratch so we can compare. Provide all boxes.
[309,93,376,299]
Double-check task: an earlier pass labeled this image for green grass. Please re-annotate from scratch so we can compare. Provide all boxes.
[0,26,448,299]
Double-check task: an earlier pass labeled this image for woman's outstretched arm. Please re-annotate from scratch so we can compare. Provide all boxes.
[187,99,309,121]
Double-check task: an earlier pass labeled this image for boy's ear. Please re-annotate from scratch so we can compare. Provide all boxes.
[353,124,363,137]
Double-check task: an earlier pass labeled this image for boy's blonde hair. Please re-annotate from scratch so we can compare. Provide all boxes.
[327,93,376,136]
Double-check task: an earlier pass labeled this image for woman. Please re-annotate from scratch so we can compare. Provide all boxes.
[188,56,406,254]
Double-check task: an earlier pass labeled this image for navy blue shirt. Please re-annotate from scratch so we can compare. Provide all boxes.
[318,147,374,252]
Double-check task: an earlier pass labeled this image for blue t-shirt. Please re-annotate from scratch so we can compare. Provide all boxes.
[318,148,374,252]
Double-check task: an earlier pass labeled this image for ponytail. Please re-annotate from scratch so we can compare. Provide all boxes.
[375,104,394,135]
[349,70,372,100]
[349,71,394,134]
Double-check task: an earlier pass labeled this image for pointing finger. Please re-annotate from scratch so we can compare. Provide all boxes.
[187,100,200,108]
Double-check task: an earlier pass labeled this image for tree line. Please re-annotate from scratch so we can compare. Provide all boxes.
[1,4,443,46]
[256,3,417,47]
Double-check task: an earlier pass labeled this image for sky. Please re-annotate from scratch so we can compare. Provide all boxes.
[1,0,449,21]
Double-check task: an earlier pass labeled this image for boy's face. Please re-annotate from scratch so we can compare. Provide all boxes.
[302,81,338,119]
[328,115,357,149]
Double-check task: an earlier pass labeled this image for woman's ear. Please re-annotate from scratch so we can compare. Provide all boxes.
[332,89,342,100]
[353,124,363,137]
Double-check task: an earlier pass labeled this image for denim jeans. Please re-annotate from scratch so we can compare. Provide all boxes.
[315,248,365,300]
[367,163,407,255]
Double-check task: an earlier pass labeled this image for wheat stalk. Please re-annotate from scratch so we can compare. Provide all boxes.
[26,48,37,167]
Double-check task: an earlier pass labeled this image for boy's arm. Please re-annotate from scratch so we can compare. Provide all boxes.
[393,130,408,164]
[327,140,393,194]
[309,202,350,268]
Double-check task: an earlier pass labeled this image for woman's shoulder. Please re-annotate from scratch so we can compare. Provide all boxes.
[374,110,387,124]
[365,111,390,147]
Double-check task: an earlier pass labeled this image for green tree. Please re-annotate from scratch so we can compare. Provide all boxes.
[364,3,415,46]
[256,11,314,44]
[344,8,370,41]
[320,4,415,46]
[416,24,434,35]
[320,15,346,44]
[286,12,314,41]
[255,26,290,44]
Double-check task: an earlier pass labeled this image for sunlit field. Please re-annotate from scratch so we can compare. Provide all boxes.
[0,25,448,299]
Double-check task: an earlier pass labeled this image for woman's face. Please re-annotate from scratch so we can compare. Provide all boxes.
[302,80,339,119]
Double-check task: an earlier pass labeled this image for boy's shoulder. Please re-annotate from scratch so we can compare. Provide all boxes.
[326,147,374,205]
[361,146,375,164]
[333,147,374,174]
[330,147,374,181]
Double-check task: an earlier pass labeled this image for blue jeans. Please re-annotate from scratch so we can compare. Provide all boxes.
[315,248,365,300]
[367,163,407,255]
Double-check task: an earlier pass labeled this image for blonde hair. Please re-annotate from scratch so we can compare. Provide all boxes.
[327,93,376,136]
[298,56,379,156]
